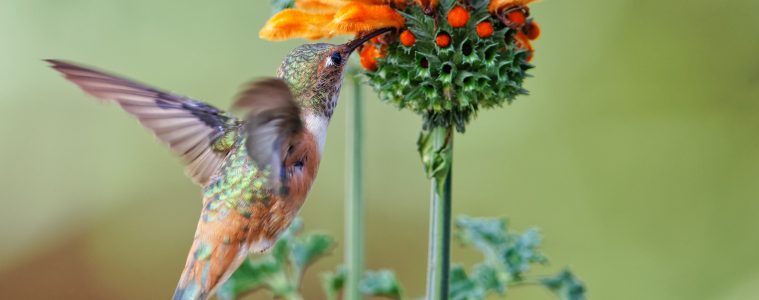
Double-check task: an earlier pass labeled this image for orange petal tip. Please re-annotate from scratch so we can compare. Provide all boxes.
[328,3,405,35]
[259,9,335,41]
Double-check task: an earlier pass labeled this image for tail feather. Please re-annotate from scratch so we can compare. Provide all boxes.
[173,206,252,300]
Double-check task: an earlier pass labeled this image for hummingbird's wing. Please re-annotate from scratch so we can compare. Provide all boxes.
[47,60,240,186]
[233,78,307,195]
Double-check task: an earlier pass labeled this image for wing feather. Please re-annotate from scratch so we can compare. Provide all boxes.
[233,78,305,194]
[48,59,240,186]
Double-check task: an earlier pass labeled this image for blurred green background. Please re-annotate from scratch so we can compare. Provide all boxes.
[2,0,759,299]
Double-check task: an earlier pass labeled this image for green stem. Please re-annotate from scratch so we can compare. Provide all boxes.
[345,74,365,300]
[425,126,453,300]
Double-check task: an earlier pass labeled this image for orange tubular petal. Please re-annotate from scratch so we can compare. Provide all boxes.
[329,3,405,35]
[514,31,534,61]
[360,44,381,71]
[351,0,406,5]
[524,20,540,40]
[488,0,539,12]
[260,9,335,41]
[295,0,345,12]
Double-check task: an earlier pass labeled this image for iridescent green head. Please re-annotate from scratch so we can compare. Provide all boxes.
[276,28,394,117]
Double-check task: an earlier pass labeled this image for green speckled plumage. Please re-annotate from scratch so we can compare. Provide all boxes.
[202,138,267,223]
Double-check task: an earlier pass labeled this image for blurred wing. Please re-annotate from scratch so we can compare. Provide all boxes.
[48,59,240,186]
[233,78,304,194]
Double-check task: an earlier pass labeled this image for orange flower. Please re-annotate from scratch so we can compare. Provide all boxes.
[447,6,470,28]
[506,10,526,26]
[476,21,494,38]
[260,0,405,41]
[488,0,539,13]
[359,44,382,70]
[514,32,534,61]
[400,30,416,47]
[524,20,540,40]
[435,33,451,47]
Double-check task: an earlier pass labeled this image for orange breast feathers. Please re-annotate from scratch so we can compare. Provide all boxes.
[281,130,321,202]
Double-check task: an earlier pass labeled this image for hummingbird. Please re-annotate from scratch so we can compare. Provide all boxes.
[48,28,392,300]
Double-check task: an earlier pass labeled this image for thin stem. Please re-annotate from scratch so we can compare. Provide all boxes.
[425,126,453,300]
[345,74,365,300]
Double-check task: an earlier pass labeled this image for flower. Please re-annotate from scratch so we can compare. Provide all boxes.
[260,0,543,132]
[359,44,383,70]
[476,21,494,38]
[435,33,451,47]
[447,6,470,28]
[400,30,417,47]
[259,0,406,41]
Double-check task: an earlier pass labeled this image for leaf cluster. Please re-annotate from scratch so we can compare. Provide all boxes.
[222,217,585,300]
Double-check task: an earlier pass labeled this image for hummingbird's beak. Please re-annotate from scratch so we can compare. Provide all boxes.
[343,28,395,55]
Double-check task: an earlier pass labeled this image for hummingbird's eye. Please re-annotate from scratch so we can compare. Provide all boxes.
[330,52,343,65]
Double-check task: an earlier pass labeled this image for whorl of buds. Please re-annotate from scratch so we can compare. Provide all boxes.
[363,0,539,131]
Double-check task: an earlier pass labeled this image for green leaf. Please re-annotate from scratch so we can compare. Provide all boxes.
[472,263,506,295]
[219,218,333,300]
[449,265,484,300]
[359,270,404,299]
[541,269,586,300]
[217,257,282,300]
[321,266,347,300]
[291,233,335,273]
[417,127,453,195]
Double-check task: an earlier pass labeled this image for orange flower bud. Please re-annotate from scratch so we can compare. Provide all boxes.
[447,6,470,28]
[436,33,451,47]
[360,44,382,71]
[507,10,526,26]
[513,31,534,61]
[400,30,416,47]
[476,21,494,38]
[523,20,540,40]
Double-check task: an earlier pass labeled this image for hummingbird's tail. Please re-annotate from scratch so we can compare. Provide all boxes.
[172,208,253,300]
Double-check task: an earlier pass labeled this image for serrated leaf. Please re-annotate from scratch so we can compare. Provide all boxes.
[542,269,586,300]
[472,263,506,295]
[217,258,273,300]
[360,270,404,299]
[321,266,347,300]
[292,233,335,272]
[449,265,484,300]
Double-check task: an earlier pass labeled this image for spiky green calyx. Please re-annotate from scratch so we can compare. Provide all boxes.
[364,0,535,132]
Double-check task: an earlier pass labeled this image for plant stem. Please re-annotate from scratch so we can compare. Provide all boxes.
[345,74,365,300]
[425,126,453,300]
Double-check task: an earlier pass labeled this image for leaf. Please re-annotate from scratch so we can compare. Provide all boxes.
[216,257,281,300]
[449,264,484,300]
[456,216,545,279]
[541,269,586,300]
[472,263,506,295]
[291,233,335,273]
[359,270,404,299]
[321,266,347,300]
[219,218,333,300]
[417,127,453,195]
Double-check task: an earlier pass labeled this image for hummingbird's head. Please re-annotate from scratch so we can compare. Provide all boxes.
[277,28,393,118]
